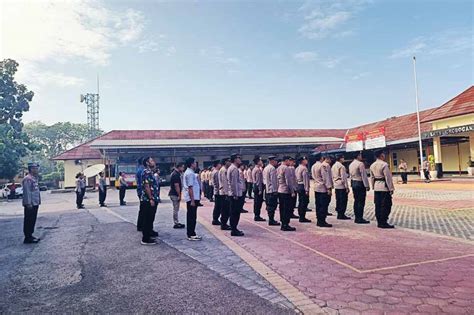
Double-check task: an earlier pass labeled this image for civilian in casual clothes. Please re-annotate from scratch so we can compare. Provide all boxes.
[183,158,202,241]
[98,172,107,207]
[118,172,127,205]
[22,163,41,244]
[169,163,185,229]
[75,172,86,209]
[140,157,160,245]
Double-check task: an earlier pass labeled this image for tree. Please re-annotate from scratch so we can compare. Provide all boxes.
[24,121,94,159]
[0,59,34,180]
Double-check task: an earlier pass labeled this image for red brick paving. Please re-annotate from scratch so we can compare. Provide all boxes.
[198,201,474,314]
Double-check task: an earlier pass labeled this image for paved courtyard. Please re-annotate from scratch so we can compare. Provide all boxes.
[0,181,473,314]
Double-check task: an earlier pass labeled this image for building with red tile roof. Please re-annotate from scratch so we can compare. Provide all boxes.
[54,86,473,187]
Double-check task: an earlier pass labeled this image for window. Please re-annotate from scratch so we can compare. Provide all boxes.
[392,152,398,167]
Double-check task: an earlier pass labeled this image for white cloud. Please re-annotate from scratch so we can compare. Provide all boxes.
[293,51,319,62]
[1,0,147,65]
[352,71,370,80]
[297,0,370,39]
[390,30,472,59]
[1,0,154,91]
[200,46,240,65]
[293,51,342,68]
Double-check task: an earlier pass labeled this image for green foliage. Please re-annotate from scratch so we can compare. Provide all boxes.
[0,59,34,180]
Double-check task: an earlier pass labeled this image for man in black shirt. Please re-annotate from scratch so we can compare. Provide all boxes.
[169,162,185,229]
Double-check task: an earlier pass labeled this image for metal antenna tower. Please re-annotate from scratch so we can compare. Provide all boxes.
[80,75,100,139]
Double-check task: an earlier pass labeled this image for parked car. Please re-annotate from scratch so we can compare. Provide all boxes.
[0,183,23,199]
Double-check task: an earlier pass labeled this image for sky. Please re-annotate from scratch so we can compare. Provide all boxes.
[1,0,472,132]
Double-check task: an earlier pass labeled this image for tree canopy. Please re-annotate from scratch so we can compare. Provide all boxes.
[0,59,34,180]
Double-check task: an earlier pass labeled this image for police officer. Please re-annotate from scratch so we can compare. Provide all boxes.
[312,155,333,227]
[332,154,351,220]
[218,158,232,230]
[98,171,107,207]
[252,156,266,222]
[349,152,370,224]
[295,157,311,223]
[22,163,41,244]
[277,156,297,231]
[287,157,299,219]
[227,154,244,236]
[211,160,222,225]
[263,156,280,226]
[370,150,395,228]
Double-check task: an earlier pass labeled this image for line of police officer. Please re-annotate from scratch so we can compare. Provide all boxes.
[207,149,395,236]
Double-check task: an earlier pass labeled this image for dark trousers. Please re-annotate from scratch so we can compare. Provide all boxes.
[229,197,242,231]
[119,186,126,204]
[352,185,367,220]
[315,192,330,223]
[208,185,214,201]
[374,191,392,225]
[290,194,297,214]
[220,196,231,226]
[297,186,309,219]
[278,193,291,226]
[401,173,408,184]
[213,194,222,221]
[141,201,158,240]
[137,200,145,231]
[76,189,85,208]
[186,201,198,237]
[238,195,245,211]
[266,192,278,220]
[247,182,253,198]
[335,189,348,216]
[99,189,107,205]
[23,206,39,238]
[253,187,264,217]
[423,170,430,181]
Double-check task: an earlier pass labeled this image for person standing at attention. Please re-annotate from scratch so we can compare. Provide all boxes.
[227,154,245,236]
[98,172,107,207]
[399,159,408,184]
[136,157,145,232]
[295,157,311,223]
[332,154,351,220]
[118,172,127,206]
[251,156,266,222]
[75,172,86,209]
[140,157,160,245]
[22,163,41,244]
[211,160,222,225]
[183,158,202,241]
[349,152,370,224]
[169,162,185,229]
[370,150,395,229]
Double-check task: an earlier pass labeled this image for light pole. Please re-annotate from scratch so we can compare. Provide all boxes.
[413,56,424,178]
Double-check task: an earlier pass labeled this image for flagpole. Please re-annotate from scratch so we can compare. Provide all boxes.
[413,56,424,178]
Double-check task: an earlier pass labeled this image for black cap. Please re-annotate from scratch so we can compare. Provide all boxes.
[221,157,230,164]
[374,150,385,158]
[213,159,221,167]
[335,154,345,160]
[230,153,241,162]
[282,156,291,161]
[298,156,307,163]
[288,156,295,161]
[253,155,262,163]
[27,162,40,168]
[268,155,276,161]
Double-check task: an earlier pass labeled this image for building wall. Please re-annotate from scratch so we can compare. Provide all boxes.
[389,142,469,173]
[63,159,103,188]
[432,114,474,130]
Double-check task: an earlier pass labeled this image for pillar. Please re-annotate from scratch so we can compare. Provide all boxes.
[433,136,443,178]
[470,132,474,161]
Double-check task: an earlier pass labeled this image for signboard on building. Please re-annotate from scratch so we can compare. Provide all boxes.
[421,124,474,139]
[345,133,364,152]
[364,127,386,149]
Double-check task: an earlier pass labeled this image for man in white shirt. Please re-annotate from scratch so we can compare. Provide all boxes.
[182,157,202,241]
